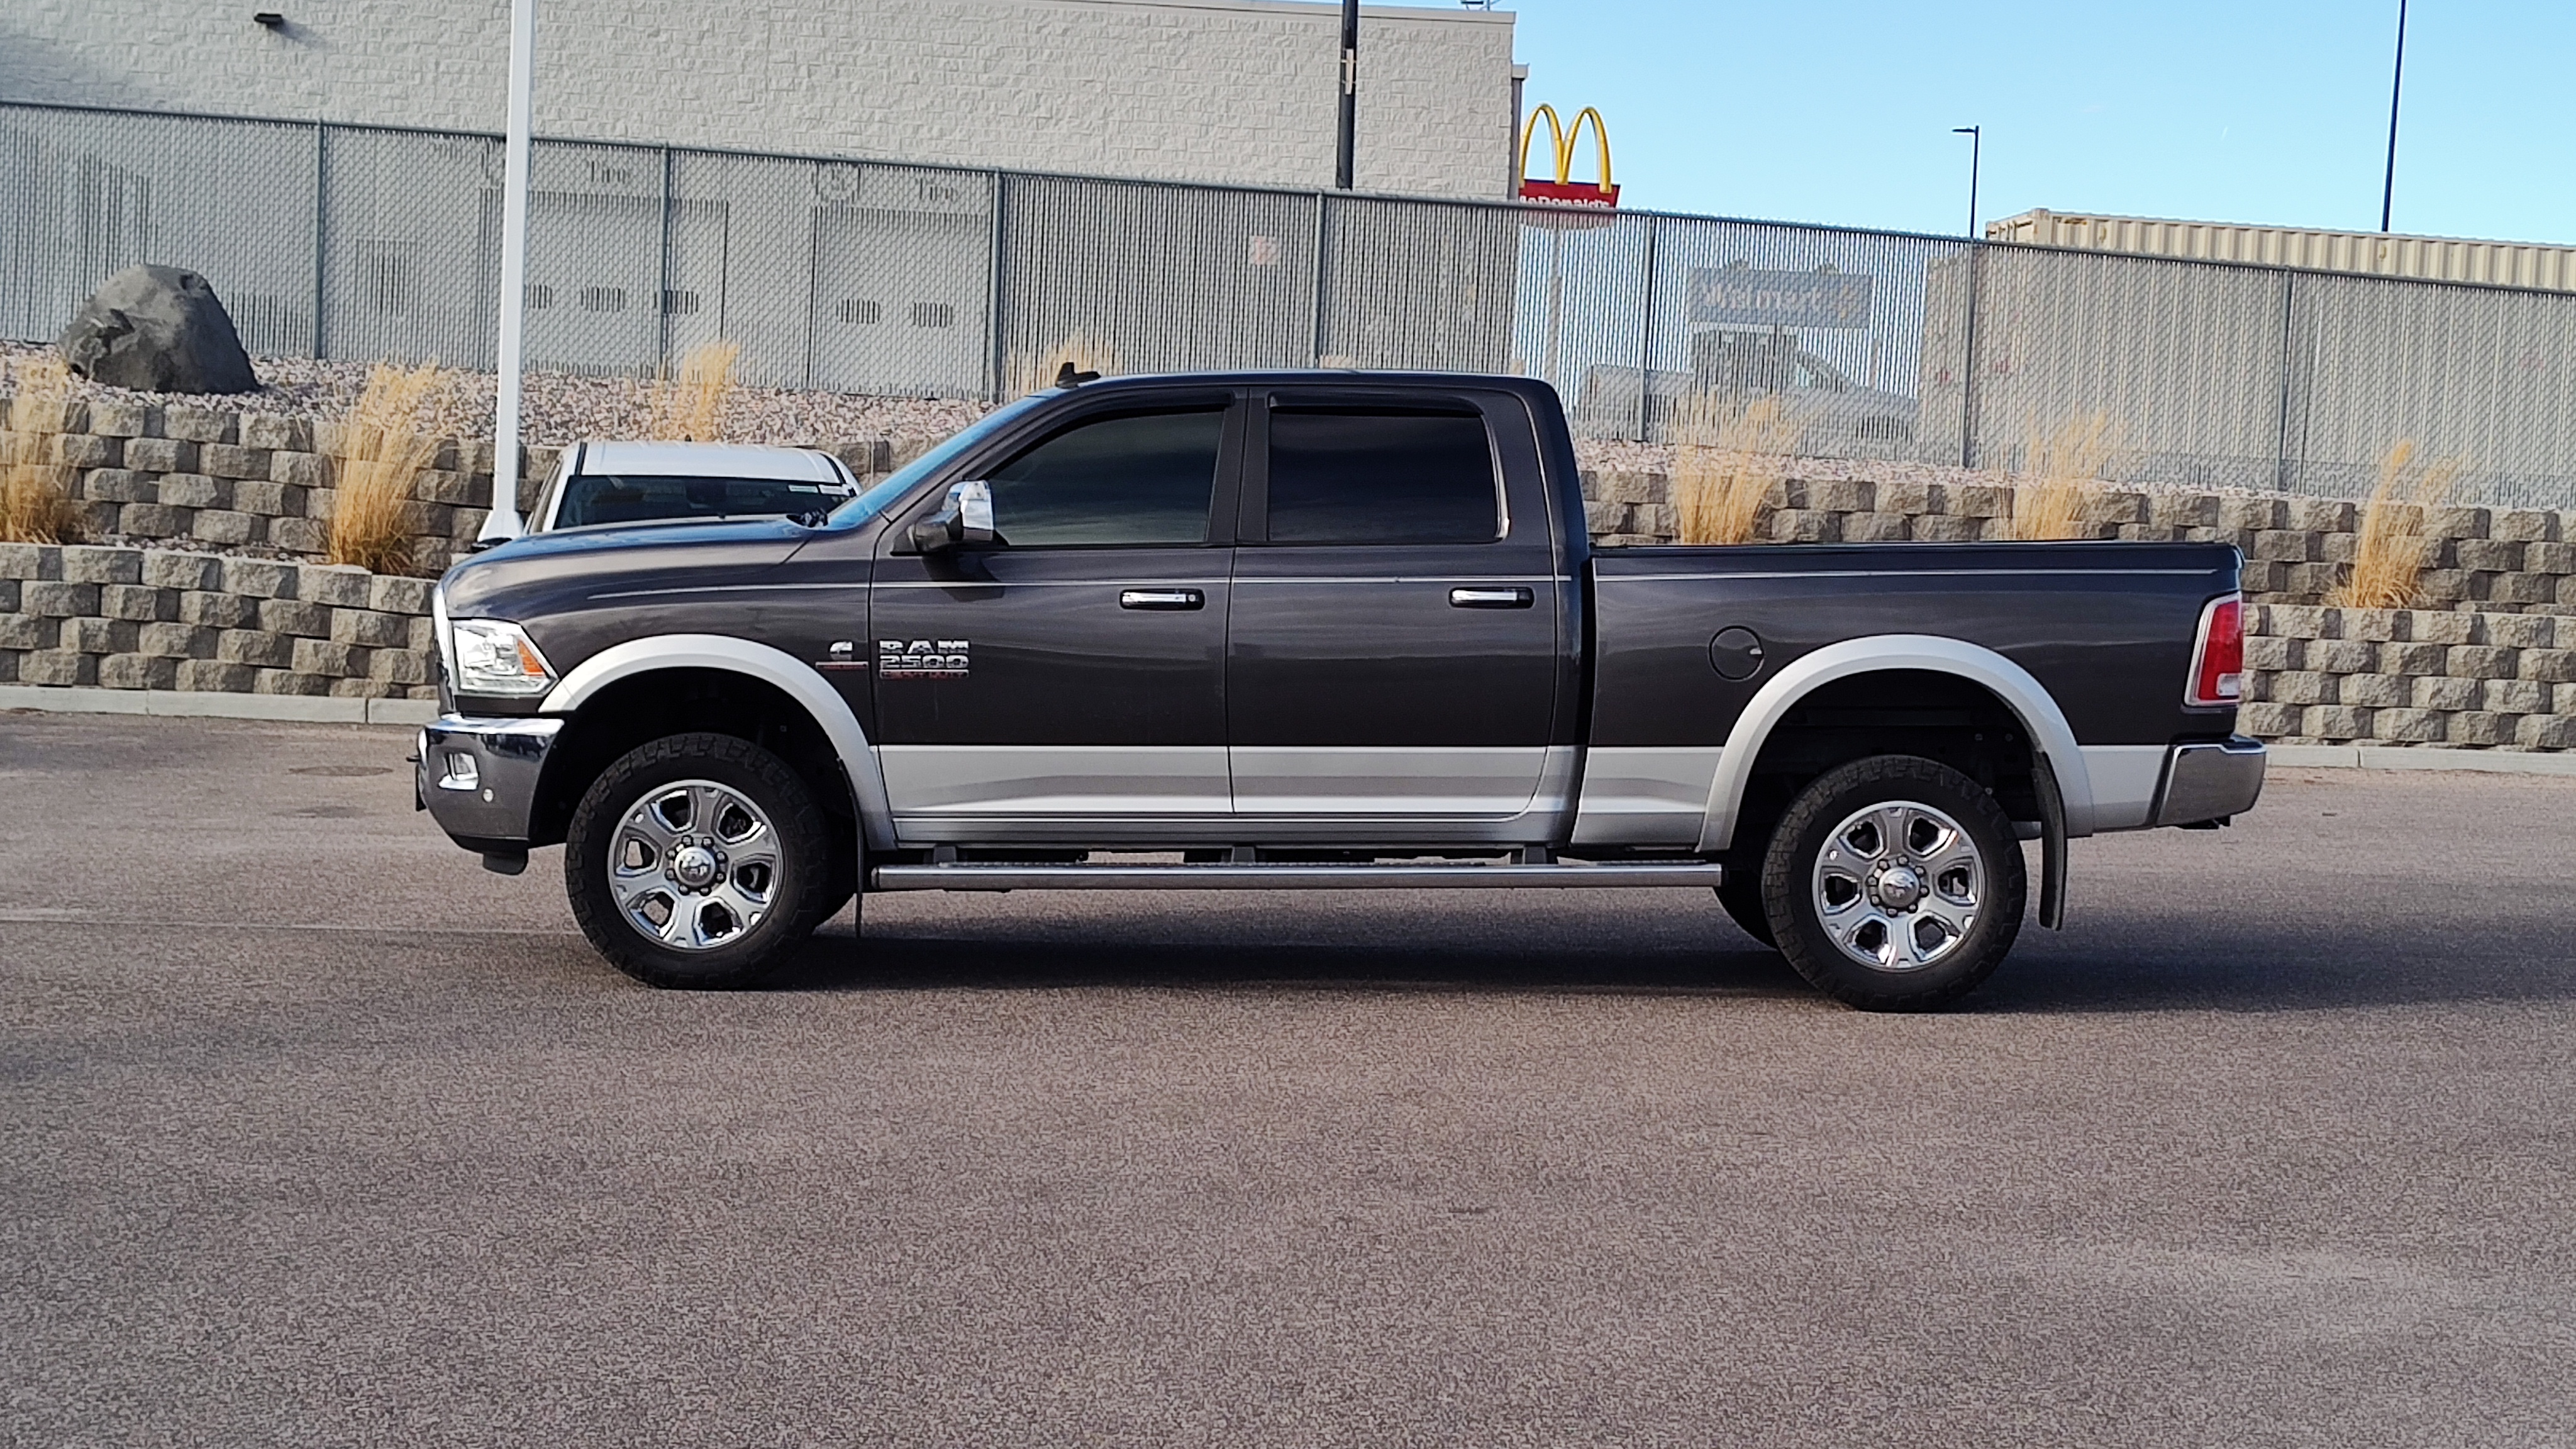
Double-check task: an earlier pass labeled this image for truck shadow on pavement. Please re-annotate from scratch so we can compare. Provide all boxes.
[1976,921,2576,1014]
[772,930,1816,1000]
[747,898,2568,1014]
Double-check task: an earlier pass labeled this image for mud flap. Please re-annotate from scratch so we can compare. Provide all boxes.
[2033,753,2068,930]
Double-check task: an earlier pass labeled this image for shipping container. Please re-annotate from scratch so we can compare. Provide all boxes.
[1987,209,2576,294]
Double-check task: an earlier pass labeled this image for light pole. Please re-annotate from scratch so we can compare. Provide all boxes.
[1953,126,1981,238]
[479,0,536,543]
[1335,0,1357,189]
[2380,0,2407,232]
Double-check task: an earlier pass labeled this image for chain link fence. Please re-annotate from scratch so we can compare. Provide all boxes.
[9,100,2576,507]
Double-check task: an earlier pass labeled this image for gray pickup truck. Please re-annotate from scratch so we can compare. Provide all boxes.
[419,371,2262,1009]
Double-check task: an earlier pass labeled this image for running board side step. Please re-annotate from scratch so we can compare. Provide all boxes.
[870,862,1724,892]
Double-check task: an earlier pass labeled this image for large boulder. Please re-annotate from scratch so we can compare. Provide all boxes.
[57,265,260,394]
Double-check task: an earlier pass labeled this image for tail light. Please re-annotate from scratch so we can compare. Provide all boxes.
[2187,594,2243,707]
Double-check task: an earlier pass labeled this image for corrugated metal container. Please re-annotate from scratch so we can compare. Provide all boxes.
[1987,209,2576,293]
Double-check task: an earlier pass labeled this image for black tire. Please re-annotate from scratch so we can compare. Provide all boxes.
[1759,755,2024,1011]
[1714,870,1777,948]
[564,732,837,989]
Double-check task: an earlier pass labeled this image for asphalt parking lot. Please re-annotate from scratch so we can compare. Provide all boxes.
[4,710,2572,1447]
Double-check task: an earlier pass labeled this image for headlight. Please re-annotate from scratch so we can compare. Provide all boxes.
[449,618,557,697]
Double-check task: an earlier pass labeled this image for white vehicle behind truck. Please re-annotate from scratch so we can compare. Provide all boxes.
[511,441,860,537]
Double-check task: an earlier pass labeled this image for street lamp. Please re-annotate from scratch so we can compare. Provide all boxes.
[1335,0,1357,189]
[2380,0,2407,233]
[1953,126,1981,239]
[479,0,536,543]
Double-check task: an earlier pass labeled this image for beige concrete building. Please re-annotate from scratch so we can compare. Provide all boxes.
[2,0,1522,199]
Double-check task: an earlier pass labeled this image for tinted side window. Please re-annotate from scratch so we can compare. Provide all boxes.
[1264,408,1499,545]
[983,409,1225,547]
[557,474,851,529]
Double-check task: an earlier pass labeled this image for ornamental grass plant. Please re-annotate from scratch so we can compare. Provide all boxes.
[642,339,742,442]
[2008,411,2118,541]
[2330,439,2460,609]
[1670,392,1801,545]
[0,358,84,544]
[328,361,458,575]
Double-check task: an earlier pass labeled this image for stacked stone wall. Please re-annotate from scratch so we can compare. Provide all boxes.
[8,394,2576,748]
[8,394,895,575]
[0,544,436,699]
[23,389,2573,611]
[1580,470,2576,615]
[3,548,2570,750]
[2241,604,2576,750]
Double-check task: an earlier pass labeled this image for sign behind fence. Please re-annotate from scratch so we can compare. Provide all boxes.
[1689,267,1874,329]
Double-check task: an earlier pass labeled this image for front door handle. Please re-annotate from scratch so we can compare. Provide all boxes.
[1449,586,1534,609]
[1119,588,1204,611]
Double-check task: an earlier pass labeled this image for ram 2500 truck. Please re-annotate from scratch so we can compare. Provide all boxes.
[419,372,2263,1009]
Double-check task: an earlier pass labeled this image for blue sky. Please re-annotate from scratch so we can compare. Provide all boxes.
[1501,1,2575,245]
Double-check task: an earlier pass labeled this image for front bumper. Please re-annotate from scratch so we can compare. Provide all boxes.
[417,714,565,848]
[2152,735,2267,826]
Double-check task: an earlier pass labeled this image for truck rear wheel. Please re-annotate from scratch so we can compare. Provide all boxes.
[1759,755,2024,1011]
[564,732,836,989]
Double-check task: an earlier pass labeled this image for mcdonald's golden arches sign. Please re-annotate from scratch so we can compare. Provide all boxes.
[1519,105,1618,208]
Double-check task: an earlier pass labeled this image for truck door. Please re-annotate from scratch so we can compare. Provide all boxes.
[870,393,1242,834]
[1225,389,1563,824]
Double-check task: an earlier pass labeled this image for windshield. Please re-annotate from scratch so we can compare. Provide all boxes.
[826,394,1052,528]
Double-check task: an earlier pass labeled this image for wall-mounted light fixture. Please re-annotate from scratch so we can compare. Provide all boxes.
[252,12,286,28]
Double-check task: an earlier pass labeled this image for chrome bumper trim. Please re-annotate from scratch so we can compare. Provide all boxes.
[2153,735,2267,826]
[871,861,1724,892]
[417,714,566,845]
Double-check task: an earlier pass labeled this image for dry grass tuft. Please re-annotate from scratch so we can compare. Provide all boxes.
[2330,440,2460,609]
[1,358,84,544]
[1006,331,1121,397]
[642,339,743,442]
[328,361,458,575]
[2009,412,2118,541]
[1670,393,1802,545]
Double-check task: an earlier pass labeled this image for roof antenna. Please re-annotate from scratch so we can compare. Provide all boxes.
[1054,360,1100,388]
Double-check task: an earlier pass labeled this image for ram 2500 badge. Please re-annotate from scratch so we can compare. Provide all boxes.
[421,372,2263,1010]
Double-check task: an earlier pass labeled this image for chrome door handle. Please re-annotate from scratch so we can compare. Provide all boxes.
[1119,588,1204,610]
[1449,586,1534,608]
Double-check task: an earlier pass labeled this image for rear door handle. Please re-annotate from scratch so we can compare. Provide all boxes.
[1449,586,1534,609]
[1119,588,1204,611]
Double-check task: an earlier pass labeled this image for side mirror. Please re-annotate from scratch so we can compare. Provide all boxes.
[908,479,997,553]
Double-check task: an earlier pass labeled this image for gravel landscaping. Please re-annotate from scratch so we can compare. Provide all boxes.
[2,342,985,451]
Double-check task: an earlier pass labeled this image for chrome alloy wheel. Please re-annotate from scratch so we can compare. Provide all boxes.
[608,779,781,950]
[1810,799,1984,972]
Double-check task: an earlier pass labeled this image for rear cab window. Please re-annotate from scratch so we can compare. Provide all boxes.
[1260,405,1501,545]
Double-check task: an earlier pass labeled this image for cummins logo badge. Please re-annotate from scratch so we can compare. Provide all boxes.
[879,638,970,679]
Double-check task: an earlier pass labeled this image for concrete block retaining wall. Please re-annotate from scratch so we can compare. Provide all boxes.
[19,391,2569,611]
[9,394,896,575]
[2241,603,2576,750]
[3,397,2569,749]
[3,543,2567,753]
[1579,470,2576,615]
[0,543,437,700]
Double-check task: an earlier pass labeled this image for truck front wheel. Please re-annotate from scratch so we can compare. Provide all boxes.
[564,732,838,989]
[1759,755,2025,1011]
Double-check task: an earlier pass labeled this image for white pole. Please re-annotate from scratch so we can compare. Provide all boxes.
[480,0,536,542]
